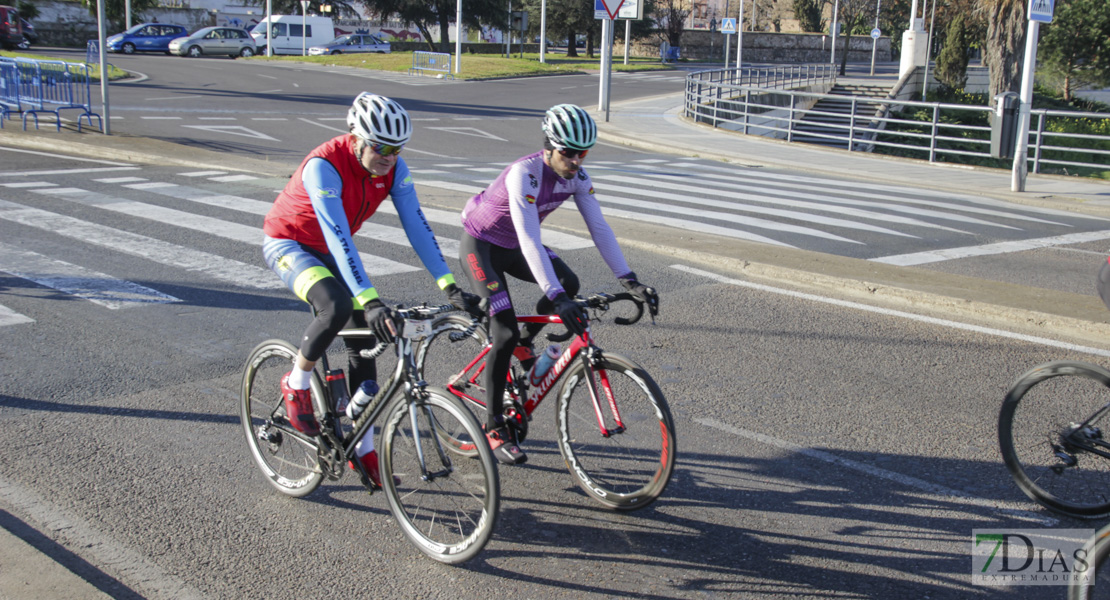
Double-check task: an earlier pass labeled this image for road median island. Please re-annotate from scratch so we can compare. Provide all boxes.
[621,236,1110,352]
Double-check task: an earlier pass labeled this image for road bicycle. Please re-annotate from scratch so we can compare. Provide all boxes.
[998,360,1110,518]
[415,291,676,511]
[239,303,499,564]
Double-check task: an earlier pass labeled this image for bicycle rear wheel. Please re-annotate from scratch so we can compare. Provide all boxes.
[555,351,676,511]
[379,387,499,564]
[240,339,326,498]
[999,361,1110,518]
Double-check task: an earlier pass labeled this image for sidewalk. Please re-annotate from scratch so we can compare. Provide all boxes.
[594,91,1110,210]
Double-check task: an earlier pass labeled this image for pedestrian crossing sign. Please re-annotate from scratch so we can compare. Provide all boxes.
[1028,0,1055,23]
[720,18,737,34]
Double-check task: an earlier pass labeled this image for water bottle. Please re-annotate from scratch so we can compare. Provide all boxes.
[326,369,350,414]
[528,344,561,386]
[346,379,380,421]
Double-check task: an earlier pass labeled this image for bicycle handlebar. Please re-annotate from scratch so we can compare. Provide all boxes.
[545,291,652,342]
[342,303,462,359]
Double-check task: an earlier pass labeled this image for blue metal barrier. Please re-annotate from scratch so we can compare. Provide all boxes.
[408,51,454,79]
[0,59,19,126]
[0,57,102,132]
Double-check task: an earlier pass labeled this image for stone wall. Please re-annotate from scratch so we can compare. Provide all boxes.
[618,31,892,64]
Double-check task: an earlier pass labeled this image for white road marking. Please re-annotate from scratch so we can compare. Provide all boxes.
[0,167,141,177]
[0,242,180,309]
[606,207,792,246]
[0,198,282,290]
[675,264,1110,359]
[208,174,258,182]
[698,418,1056,525]
[179,170,227,177]
[0,182,56,188]
[427,127,508,142]
[0,303,34,327]
[94,177,147,183]
[0,146,133,165]
[38,187,416,276]
[0,475,206,600]
[872,230,1110,265]
[182,125,279,141]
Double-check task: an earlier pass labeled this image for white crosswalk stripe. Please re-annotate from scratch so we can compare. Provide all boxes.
[0,198,282,290]
[0,241,180,309]
[34,187,419,276]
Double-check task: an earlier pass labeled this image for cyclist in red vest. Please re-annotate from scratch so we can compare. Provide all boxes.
[262,93,480,482]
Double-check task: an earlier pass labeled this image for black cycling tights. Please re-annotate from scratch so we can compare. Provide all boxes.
[301,276,377,395]
[459,233,579,428]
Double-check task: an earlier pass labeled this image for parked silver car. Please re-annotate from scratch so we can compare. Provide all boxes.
[308,33,390,56]
[169,27,257,58]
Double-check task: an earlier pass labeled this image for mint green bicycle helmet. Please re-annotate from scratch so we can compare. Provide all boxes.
[542,104,597,151]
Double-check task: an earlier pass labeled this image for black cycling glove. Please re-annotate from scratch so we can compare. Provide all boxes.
[619,272,660,315]
[444,283,483,319]
[363,299,396,344]
[553,292,587,337]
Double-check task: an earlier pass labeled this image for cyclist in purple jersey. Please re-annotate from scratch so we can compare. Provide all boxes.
[459,104,659,465]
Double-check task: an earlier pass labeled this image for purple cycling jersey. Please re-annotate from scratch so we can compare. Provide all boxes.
[461,151,631,300]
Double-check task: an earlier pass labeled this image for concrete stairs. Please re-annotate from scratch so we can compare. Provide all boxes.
[791,81,892,151]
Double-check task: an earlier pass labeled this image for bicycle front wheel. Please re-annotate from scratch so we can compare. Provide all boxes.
[379,387,499,564]
[555,352,676,511]
[1070,524,1110,600]
[240,339,326,498]
[999,361,1110,518]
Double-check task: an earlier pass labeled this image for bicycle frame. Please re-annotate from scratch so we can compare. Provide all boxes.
[445,314,626,438]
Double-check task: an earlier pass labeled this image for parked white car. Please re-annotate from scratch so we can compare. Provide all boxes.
[169,27,257,58]
[250,16,334,55]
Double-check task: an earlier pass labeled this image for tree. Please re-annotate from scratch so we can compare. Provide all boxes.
[934,13,969,89]
[17,1,39,21]
[791,0,823,33]
[361,0,505,52]
[248,0,362,18]
[518,0,598,58]
[653,0,689,47]
[978,0,1025,97]
[80,0,160,31]
[1038,0,1110,100]
[833,0,875,76]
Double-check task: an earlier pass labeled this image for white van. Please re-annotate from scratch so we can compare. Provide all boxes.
[250,15,334,55]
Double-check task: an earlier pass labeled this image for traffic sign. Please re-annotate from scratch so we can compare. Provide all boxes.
[721,18,737,34]
[870,27,881,39]
[1028,0,1055,23]
[594,0,626,20]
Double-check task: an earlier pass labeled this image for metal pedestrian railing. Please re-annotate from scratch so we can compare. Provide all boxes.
[0,57,103,132]
[408,51,453,79]
[684,65,1110,178]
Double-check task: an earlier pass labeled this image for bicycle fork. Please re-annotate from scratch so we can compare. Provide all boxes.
[581,347,624,438]
[407,392,454,483]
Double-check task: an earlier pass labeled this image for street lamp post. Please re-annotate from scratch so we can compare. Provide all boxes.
[870,0,881,75]
[265,0,272,56]
[300,0,309,56]
[455,0,462,73]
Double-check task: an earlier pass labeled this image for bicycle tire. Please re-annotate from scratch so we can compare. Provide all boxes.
[240,339,327,498]
[415,314,489,457]
[379,386,499,564]
[999,360,1110,518]
[555,351,676,511]
[1070,524,1110,599]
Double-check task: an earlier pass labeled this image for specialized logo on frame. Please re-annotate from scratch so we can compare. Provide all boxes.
[972,529,1093,586]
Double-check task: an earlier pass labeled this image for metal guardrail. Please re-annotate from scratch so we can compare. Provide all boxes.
[0,57,103,132]
[408,51,453,79]
[684,66,1110,177]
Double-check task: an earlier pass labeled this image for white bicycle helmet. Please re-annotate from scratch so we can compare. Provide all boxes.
[542,104,597,151]
[347,93,412,146]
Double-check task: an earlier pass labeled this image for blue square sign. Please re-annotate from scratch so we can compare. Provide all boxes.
[1028,0,1055,23]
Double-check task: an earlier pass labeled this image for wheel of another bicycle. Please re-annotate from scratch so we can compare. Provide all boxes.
[415,314,489,457]
[555,352,676,511]
[1070,524,1110,600]
[240,339,326,498]
[379,387,499,564]
[999,361,1110,518]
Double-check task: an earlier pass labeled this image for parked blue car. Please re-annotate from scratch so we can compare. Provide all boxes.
[106,23,188,54]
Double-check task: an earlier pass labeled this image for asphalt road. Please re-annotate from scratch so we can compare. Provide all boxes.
[1,52,1107,599]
